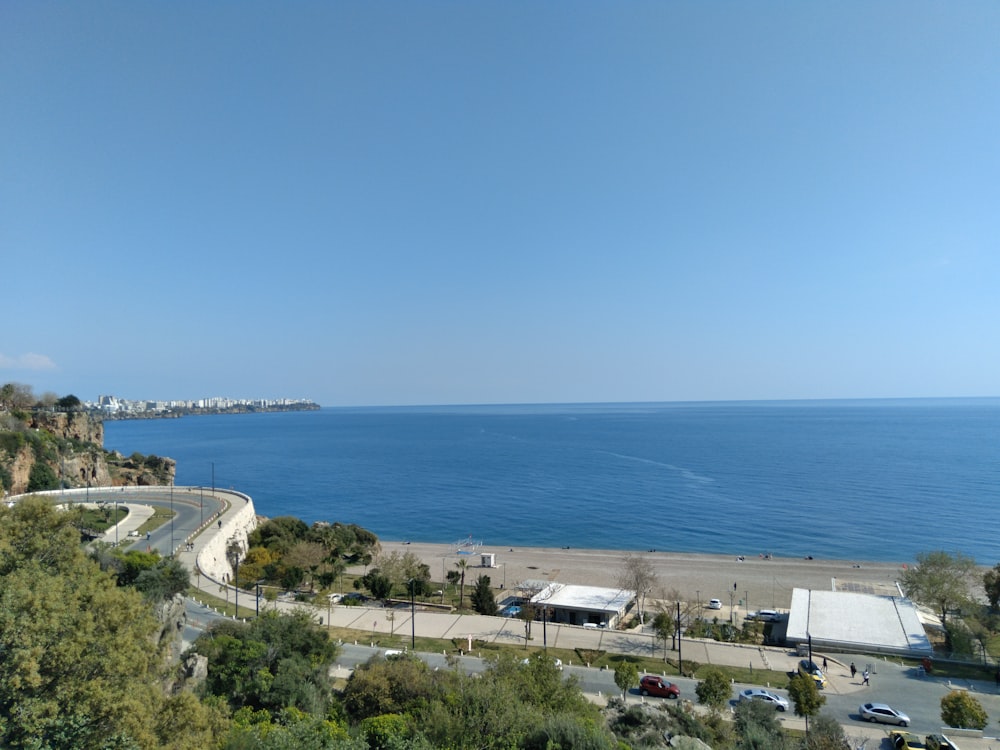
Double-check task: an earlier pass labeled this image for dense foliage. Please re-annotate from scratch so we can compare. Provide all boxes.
[0,497,224,749]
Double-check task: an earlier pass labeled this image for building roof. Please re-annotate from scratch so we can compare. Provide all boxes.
[786,588,931,654]
[526,581,634,614]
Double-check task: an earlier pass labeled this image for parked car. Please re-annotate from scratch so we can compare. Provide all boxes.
[707,598,723,610]
[860,702,910,726]
[889,731,927,749]
[925,735,960,750]
[797,659,827,688]
[639,675,680,698]
[738,687,789,711]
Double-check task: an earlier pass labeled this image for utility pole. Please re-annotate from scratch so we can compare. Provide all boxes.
[676,601,683,676]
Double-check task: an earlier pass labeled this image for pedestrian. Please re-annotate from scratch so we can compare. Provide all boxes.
[822,656,828,670]
[862,669,870,686]
[850,662,857,679]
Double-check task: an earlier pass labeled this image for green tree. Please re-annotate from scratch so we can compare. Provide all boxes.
[196,609,338,715]
[0,497,166,748]
[455,558,470,608]
[900,551,978,630]
[27,460,58,491]
[471,574,498,615]
[694,666,731,711]
[941,689,988,730]
[733,698,789,750]
[613,661,639,700]
[56,394,82,410]
[787,673,825,733]
[652,608,677,659]
[358,569,392,600]
[801,713,851,750]
[984,563,1000,612]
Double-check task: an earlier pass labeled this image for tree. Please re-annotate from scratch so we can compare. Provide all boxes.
[0,496,167,748]
[358,569,392,600]
[787,672,825,734]
[455,558,470,608]
[733,698,789,750]
[694,666,731,711]
[196,610,338,715]
[651,608,677,659]
[471,574,498,615]
[56,394,82,411]
[613,661,639,701]
[900,551,978,630]
[941,689,988,730]
[801,714,851,750]
[615,553,658,625]
[984,563,1000,612]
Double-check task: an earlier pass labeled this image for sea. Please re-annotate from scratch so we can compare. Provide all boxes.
[103,399,1000,564]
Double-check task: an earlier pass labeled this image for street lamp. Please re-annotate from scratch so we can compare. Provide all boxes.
[407,579,416,650]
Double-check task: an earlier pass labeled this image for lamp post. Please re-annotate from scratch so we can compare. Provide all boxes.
[408,579,416,650]
[676,601,683,676]
[114,498,119,547]
[226,537,242,618]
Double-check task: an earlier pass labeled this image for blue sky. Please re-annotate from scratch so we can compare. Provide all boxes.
[2,2,998,406]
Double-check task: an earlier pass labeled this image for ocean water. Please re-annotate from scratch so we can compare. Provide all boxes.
[103,399,1000,563]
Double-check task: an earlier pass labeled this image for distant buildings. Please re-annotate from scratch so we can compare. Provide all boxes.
[86,395,319,417]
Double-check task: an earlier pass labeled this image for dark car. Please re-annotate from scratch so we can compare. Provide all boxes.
[890,731,927,749]
[925,735,960,750]
[639,675,680,698]
[798,659,827,688]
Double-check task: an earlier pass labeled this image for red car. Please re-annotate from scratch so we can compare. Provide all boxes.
[639,675,680,698]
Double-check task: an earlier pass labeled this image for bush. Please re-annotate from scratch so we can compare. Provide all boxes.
[941,689,988,730]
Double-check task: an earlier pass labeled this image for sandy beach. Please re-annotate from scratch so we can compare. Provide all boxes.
[378,540,905,612]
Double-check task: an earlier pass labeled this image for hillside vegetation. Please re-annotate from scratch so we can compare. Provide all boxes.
[0,382,175,495]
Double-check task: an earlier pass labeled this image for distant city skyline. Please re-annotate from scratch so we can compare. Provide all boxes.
[3,3,998,407]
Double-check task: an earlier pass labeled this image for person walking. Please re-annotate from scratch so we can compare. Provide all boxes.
[822,656,828,670]
[850,662,857,679]
[862,669,870,686]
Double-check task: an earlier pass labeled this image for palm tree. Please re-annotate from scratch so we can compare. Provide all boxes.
[455,558,469,608]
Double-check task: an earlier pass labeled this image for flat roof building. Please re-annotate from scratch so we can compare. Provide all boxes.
[785,588,932,655]
[519,580,635,628]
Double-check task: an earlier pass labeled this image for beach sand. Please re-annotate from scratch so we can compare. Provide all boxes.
[379,540,905,612]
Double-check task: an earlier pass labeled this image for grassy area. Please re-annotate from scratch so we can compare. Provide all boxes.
[135,506,175,536]
[77,505,128,532]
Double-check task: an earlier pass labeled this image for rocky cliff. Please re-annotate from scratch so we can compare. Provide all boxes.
[0,410,175,495]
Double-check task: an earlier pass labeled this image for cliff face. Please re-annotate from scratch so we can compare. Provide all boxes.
[0,410,175,496]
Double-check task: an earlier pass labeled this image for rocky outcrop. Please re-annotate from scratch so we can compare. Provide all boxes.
[30,411,103,444]
[0,410,175,495]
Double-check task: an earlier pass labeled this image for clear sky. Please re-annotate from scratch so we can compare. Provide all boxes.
[2,2,998,407]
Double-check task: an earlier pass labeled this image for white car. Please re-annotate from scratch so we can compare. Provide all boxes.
[738,688,789,711]
[859,702,910,727]
[707,598,723,610]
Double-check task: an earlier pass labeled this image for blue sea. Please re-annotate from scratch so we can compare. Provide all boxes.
[103,399,1000,564]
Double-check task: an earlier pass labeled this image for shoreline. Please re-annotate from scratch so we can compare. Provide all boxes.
[377,539,905,611]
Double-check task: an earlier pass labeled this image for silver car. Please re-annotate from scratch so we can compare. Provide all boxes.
[859,702,910,726]
[738,688,789,711]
